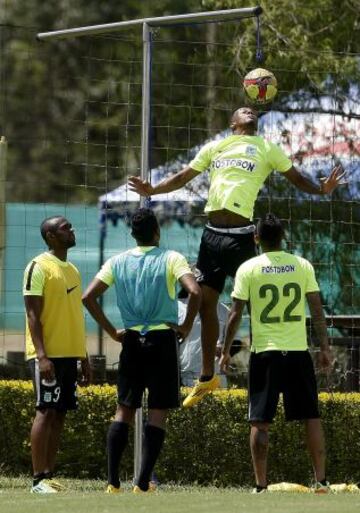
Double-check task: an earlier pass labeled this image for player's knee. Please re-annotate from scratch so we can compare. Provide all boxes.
[255,431,268,455]
[251,424,269,454]
[36,408,58,422]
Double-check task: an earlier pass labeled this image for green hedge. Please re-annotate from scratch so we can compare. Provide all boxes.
[0,381,359,486]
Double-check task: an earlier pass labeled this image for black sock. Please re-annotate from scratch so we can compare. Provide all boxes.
[319,478,328,486]
[43,471,53,480]
[199,375,213,382]
[255,485,267,493]
[137,424,165,491]
[33,473,45,486]
[107,421,129,488]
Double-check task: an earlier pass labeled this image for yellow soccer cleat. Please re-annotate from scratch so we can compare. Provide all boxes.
[105,484,122,494]
[148,481,157,492]
[183,375,220,407]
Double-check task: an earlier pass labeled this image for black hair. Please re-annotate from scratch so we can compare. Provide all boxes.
[131,208,159,244]
[40,216,63,244]
[257,213,284,249]
[230,106,258,131]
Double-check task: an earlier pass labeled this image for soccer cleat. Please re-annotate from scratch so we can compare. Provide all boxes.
[133,484,156,494]
[31,479,58,494]
[314,481,331,494]
[183,375,220,407]
[148,481,157,492]
[105,484,122,494]
[252,486,267,494]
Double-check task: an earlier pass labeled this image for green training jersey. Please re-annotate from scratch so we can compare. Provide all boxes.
[189,135,292,220]
[97,246,191,331]
[231,251,319,352]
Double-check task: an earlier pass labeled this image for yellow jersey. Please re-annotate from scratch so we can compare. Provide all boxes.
[23,252,86,360]
[189,135,292,220]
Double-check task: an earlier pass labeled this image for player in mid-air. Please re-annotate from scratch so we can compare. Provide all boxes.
[220,213,331,493]
[82,208,201,493]
[129,106,345,407]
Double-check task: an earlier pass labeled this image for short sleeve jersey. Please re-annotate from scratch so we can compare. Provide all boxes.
[23,252,86,360]
[231,251,319,352]
[189,135,292,220]
[97,246,192,331]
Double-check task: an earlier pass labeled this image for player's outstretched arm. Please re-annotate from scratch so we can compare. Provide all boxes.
[283,164,346,195]
[128,166,199,196]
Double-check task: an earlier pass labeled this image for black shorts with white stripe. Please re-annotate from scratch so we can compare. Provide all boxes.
[28,357,78,411]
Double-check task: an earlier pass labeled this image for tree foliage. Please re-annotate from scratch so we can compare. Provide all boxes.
[0,0,359,203]
[203,0,360,111]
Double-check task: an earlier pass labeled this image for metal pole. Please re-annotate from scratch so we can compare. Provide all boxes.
[0,137,6,330]
[37,7,262,41]
[140,22,152,192]
[134,21,152,483]
[134,404,143,482]
[98,228,105,356]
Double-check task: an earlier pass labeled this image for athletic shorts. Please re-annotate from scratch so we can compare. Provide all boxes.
[196,225,257,293]
[28,357,78,412]
[117,329,180,409]
[248,350,320,422]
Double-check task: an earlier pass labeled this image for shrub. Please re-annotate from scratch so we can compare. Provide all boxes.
[0,381,359,485]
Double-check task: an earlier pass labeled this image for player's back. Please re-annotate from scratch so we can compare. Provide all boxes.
[235,250,319,353]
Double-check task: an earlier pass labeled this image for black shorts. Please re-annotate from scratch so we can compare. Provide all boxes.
[28,357,78,412]
[196,225,257,293]
[117,329,180,409]
[248,350,320,422]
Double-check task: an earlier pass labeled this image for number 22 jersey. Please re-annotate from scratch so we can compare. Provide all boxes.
[231,251,319,352]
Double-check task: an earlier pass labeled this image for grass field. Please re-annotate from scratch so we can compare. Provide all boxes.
[1,477,360,513]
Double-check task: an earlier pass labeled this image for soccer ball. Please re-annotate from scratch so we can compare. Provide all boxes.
[243,68,277,104]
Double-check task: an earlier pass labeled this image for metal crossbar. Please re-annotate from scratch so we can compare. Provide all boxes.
[37,7,262,41]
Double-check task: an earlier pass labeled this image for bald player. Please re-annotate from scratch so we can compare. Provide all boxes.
[24,216,90,493]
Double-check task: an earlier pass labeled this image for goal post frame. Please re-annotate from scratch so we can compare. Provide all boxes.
[36,5,263,484]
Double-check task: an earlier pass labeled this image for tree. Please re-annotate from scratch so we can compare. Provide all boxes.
[0,0,359,210]
[202,0,360,113]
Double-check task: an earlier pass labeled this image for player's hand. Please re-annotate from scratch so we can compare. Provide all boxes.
[38,356,55,382]
[108,327,125,343]
[219,352,231,374]
[128,176,154,196]
[320,165,347,194]
[80,357,92,386]
[167,322,191,342]
[317,347,333,374]
[215,344,223,358]
[115,329,126,343]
